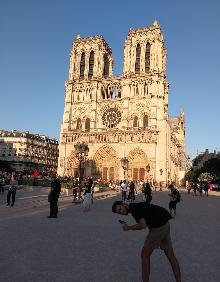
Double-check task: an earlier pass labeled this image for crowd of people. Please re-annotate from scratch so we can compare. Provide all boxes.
[1,169,185,281]
[186,182,210,197]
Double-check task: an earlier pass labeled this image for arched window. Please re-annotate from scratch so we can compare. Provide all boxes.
[88,51,94,79]
[143,115,148,129]
[103,54,109,77]
[133,116,139,127]
[145,43,150,72]
[135,44,141,74]
[76,118,82,130]
[85,118,90,130]
[79,52,85,80]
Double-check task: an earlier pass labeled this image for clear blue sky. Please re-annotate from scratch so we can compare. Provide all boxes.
[0,0,220,158]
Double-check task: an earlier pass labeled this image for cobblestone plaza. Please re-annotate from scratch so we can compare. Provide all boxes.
[0,189,219,282]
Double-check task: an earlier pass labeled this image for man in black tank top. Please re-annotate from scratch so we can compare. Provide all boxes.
[112,201,181,282]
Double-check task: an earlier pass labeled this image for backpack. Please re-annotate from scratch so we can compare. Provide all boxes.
[9,185,16,192]
[174,189,181,202]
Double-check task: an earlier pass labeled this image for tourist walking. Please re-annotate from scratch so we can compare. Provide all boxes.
[120,180,128,202]
[48,174,61,218]
[112,201,181,282]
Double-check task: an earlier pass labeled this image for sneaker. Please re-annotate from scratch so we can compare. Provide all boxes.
[6,204,9,206]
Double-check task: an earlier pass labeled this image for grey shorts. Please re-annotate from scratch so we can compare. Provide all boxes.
[144,222,172,250]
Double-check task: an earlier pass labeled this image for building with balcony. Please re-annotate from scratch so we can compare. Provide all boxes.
[0,129,58,173]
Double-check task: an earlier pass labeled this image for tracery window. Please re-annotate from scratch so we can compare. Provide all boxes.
[103,54,109,77]
[145,43,150,72]
[88,51,94,79]
[143,115,148,129]
[79,52,85,80]
[135,44,141,74]
[133,116,139,128]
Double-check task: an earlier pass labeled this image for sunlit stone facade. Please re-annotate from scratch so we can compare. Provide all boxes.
[0,130,58,172]
[58,21,186,186]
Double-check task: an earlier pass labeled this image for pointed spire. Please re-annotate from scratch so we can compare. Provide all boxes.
[153,20,160,28]
[76,34,81,39]
[179,107,185,121]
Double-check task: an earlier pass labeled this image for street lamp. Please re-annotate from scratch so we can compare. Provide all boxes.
[146,164,150,181]
[74,142,89,183]
[146,164,150,173]
[121,157,129,180]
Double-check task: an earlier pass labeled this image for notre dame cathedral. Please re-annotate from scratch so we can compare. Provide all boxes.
[58,21,186,186]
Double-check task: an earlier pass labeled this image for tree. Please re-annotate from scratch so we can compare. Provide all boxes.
[198,172,214,183]
[200,158,220,178]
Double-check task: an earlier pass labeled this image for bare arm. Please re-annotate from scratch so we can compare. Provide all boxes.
[122,218,147,231]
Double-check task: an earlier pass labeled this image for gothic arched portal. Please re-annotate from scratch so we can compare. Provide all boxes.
[128,148,150,181]
[93,145,120,181]
[66,151,79,177]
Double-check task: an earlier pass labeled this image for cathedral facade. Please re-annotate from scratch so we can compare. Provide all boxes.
[58,21,186,186]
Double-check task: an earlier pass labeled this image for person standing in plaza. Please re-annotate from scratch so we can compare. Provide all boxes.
[87,176,94,203]
[112,201,181,282]
[127,181,137,202]
[193,183,197,196]
[203,182,209,197]
[198,183,203,197]
[0,177,5,194]
[6,175,17,206]
[143,182,152,203]
[48,174,61,218]
[72,178,78,203]
[6,184,17,206]
[168,184,180,218]
[120,180,128,202]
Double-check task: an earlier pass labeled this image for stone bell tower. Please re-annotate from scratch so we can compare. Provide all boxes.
[123,20,167,77]
[120,21,170,183]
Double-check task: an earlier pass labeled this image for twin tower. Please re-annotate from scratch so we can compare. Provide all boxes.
[58,21,186,186]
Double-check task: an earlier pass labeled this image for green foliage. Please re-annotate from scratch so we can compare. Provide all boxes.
[198,172,214,182]
[187,157,220,183]
[200,158,220,177]
[94,181,109,188]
